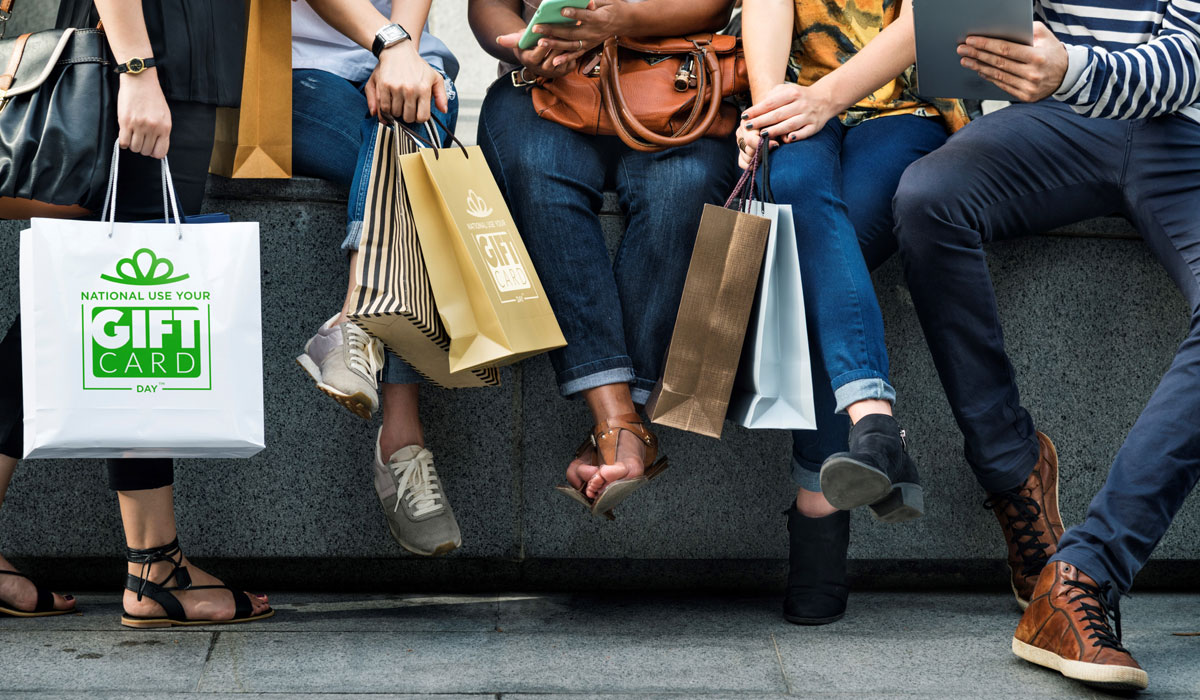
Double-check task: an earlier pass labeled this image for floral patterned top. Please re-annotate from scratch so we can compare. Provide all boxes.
[790,0,969,132]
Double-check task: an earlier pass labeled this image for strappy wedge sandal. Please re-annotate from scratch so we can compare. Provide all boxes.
[555,413,669,519]
[120,538,274,629]
[556,436,616,521]
[0,570,74,618]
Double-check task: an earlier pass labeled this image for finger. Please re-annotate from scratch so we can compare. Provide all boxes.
[742,89,797,120]
[783,123,821,143]
[744,103,804,132]
[961,57,1037,100]
[415,91,431,125]
[366,81,379,118]
[432,76,449,114]
[401,90,418,124]
[151,133,170,160]
[129,130,145,155]
[534,24,588,41]
[495,32,522,49]
[377,87,393,122]
[560,6,599,22]
[553,48,590,66]
[118,125,133,150]
[538,37,591,53]
[963,34,1037,64]
[524,43,550,64]
[761,114,817,140]
[958,44,1038,81]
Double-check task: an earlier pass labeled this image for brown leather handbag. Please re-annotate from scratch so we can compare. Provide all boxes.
[528,33,747,152]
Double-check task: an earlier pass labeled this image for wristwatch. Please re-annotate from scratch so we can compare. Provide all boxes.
[372,23,410,57]
[113,57,156,75]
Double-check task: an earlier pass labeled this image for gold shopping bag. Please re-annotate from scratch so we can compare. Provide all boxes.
[209,0,292,178]
[349,123,499,388]
[646,164,772,438]
[399,137,566,373]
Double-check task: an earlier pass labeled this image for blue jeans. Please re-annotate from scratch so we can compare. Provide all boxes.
[292,68,458,385]
[476,80,737,402]
[894,100,1200,600]
[767,115,949,490]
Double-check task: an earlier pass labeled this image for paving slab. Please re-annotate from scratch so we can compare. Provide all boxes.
[196,630,785,695]
[0,631,212,693]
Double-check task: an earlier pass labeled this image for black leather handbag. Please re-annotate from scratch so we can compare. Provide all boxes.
[0,23,117,219]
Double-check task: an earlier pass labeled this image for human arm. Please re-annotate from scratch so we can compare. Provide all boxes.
[303,0,446,123]
[92,0,171,158]
[468,0,578,79]
[737,0,918,165]
[959,2,1200,118]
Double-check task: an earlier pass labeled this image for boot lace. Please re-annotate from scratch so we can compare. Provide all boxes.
[983,490,1050,578]
[1064,578,1128,653]
[343,322,384,381]
[390,449,445,518]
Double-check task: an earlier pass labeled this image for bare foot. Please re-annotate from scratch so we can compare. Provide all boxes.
[585,433,646,500]
[0,552,75,613]
[566,445,600,495]
[123,555,269,621]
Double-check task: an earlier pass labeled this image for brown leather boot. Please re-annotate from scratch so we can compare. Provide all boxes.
[1013,561,1147,690]
[984,431,1064,609]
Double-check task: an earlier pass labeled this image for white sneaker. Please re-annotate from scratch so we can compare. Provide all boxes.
[373,430,462,556]
[296,315,384,419]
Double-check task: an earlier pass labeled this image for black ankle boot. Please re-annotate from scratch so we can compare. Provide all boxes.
[783,506,850,625]
[819,414,924,522]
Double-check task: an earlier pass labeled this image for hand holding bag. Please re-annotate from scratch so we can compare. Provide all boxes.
[530,33,747,152]
[20,143,265,458]
[646,147,772,438]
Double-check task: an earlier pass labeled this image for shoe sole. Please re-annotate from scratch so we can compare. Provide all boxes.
[784,611,845,626]
[384,514,462,558]
[120,609,276,629]
[868,482,925,523]
[1012,637,1148,690]
[0,606,75,618]
[820,454,892,511]
[296,354,375,420]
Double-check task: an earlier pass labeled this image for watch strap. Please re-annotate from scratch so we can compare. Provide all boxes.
[114,57,156,75]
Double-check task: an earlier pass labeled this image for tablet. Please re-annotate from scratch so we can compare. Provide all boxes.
[913,0,1034,101]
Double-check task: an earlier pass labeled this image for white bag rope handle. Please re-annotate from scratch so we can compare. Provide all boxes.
[100,140,185,240]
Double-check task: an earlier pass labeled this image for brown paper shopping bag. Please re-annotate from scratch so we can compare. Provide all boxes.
[209,0,291,178]
[646,160,772,438]
[399,135,566,373]
[349,123,499,388]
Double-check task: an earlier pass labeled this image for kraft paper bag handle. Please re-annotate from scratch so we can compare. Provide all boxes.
[99,140,184,240]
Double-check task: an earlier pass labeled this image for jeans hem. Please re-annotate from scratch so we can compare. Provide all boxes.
[832,375,895,414]
[342,221,364,251]
[560,366,637,398]
[791,457,823,492]
[382,352,422,385]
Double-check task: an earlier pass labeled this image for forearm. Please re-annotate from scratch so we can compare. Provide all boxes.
[391,1,432,52]
[468,0,527,63]
[615,0,732,37]
[812,2,916,114]
[743,0,794,102]
[91,0,154,64]
[303,0,398,52]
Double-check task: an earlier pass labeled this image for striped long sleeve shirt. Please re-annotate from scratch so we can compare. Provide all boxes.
[1039,0,1200,122]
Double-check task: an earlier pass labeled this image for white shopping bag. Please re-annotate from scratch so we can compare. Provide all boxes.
[19,145,264,458]
[727,196,816,431]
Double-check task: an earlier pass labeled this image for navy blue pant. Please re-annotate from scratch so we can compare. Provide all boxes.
[894,100,1200,597]
[476,80,737,403]
[766,115,949,490]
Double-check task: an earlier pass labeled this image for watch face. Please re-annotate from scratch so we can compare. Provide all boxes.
[127,58,145,74]
[379,24,407,45]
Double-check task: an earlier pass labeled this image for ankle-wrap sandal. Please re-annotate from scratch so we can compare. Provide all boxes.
[0,570,73,617]
[555,413,669,519]
[121,538,273,629]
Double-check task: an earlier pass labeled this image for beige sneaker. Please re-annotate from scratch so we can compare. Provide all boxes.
[296,315,384,419]
[373,430,462,556]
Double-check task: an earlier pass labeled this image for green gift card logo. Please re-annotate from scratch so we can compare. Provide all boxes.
[100,248,190,286]
[81,248,212,392]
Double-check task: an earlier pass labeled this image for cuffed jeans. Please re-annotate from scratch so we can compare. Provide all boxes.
[770,115,949,490]
[476,80,737,403]
[292,68,458,386]
[894,99,1200,598]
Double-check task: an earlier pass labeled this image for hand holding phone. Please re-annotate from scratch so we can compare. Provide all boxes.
[518,0,593,50]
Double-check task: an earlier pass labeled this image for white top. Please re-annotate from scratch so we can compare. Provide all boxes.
[292,0,458,83]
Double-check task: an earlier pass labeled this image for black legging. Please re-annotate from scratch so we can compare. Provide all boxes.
[0,100,216,491]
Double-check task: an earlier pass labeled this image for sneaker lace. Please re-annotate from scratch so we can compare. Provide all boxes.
[983,490,1050,578]
[1064,578,1128,653]
[344,323,384,380]
[390,449,444,518]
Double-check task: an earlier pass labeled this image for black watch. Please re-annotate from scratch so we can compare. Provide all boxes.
[114,57,156,75]
[371,23,410,57]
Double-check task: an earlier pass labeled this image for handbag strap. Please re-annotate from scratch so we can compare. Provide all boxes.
[0,30,29,91]
[0,1,14,40]
[100,140,184,239]
[600,36,725,152]
[723,144,761,211]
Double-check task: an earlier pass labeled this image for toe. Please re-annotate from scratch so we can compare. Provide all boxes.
[248,592,270,614]
[54,593,76,611]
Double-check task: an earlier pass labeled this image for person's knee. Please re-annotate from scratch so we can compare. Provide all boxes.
[892,153,976,259]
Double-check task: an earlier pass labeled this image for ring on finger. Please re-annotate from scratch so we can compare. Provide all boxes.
[578,39,584,51]
[737,136,746,151]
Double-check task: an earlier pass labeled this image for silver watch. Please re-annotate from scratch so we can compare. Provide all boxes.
[372,23,410,57]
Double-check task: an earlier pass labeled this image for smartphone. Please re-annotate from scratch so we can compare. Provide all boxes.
[517,0,592,50]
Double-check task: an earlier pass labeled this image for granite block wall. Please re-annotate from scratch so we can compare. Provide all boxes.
[1,178,1197,592]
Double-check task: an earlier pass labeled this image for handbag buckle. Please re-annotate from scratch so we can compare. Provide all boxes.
[510,68,538,87]
[0,10,9,40]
